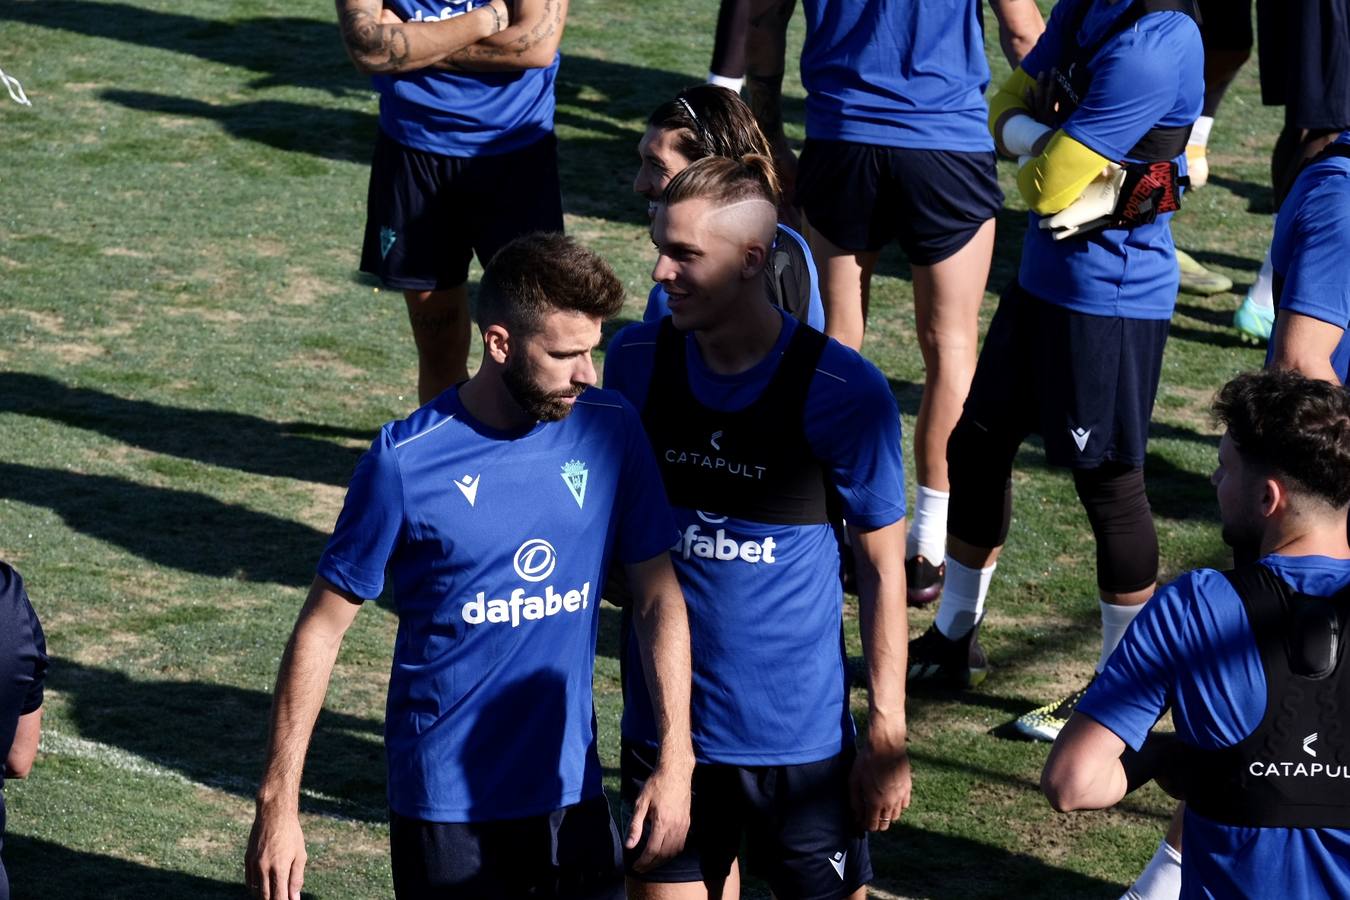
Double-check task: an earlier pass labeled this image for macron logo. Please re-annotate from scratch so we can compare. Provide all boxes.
[1069,426,1092,452]
[454,474,481,507]
[1305,733,1319,758]
[827,850,846,880]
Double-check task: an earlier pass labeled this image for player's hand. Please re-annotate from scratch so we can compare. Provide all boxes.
[625,751,693,872]
[245,804,307,900]
[849,730,912,832]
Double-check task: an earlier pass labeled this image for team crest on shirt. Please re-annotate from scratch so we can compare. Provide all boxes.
[561,459,588,509]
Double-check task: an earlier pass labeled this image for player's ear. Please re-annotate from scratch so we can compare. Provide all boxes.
[742,241,768,279]
[483,323,512,365]
[1260,476,1285,520]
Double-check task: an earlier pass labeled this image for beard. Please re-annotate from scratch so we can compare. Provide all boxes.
[502,353,584,422]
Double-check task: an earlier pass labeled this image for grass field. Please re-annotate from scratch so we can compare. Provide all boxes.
[0,0,1282,896]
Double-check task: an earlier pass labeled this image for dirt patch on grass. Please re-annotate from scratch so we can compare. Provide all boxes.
[15,309,65,334]
[101,246,152,259]
[285,349,366,381]
[297,481,346,533]
[46,341,104,362]
[276,268,329,307]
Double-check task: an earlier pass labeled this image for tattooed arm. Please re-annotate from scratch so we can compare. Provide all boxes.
[743,0,798,221]
[336,0,508,75]
[436,0,569,72]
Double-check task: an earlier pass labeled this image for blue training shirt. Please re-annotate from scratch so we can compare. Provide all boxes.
[373,0,557,157]
[643,225,827,332]
[317,386,676,822]
[0,561,46,896]
[799,0,994,152]
[1266,132,1350,383]
[1079,556,1350,899]
[1017,0,1203,319]
[605,311,906,765]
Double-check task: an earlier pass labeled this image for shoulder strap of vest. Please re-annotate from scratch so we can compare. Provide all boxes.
[1067,0,1197,72]
[1313,142,1350,165]
[763,321,829,417]
[1222,562,1294,646]
[1223,563,1350,679]
[644,316,689,414]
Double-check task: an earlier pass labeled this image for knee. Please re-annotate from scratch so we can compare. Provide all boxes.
[1073,464,1158,593]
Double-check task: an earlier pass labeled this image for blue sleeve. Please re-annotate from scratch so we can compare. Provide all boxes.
[1274,179,1350,331]
[316,427,407,600]
[1061,21,1193,161]
[613,400,678,564]
[803,346,906,529]
[1078,570,1266,751]
[21,598,46,713]
[644,284,668,323]
[0,563,47,723]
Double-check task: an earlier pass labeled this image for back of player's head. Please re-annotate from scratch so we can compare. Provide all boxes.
[663,153,781,211]
[1213,369,1350,510]
[648,85,775,165]
[477,232,626,335]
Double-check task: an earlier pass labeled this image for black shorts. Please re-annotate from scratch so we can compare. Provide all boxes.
[620,741,871,900]
[1197,0,1253,53]
[1257,0,1350,130]
[961,282,1170,469]
[360,129,565,292]
[389,795,624,900]
[796,139,1001,265]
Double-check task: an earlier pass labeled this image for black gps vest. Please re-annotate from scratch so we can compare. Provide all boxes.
[639,318,830,525]
[1181,563,1350,829]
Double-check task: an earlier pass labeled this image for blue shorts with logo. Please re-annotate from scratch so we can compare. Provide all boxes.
[962,282,1170,469]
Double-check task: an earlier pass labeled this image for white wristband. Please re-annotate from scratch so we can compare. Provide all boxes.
[707,72,745,93]
[1002,114,1052,157]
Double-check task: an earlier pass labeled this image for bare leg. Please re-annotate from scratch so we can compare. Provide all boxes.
[626,859,740,900]
[910,219,995,491]
[809,226,879,351]
[404,285,472,406]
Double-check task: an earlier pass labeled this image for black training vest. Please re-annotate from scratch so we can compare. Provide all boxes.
[640,317,830,525]
[1050,0,1198,161]
[1182,564,1350,828]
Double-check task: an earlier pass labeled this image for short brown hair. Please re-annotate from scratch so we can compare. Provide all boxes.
[648,85,775,166]
[1213,369,1350,509]
[476,233,626,334]
[663,153,781,209]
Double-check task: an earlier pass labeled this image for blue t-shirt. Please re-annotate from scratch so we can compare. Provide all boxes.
[317,387,676,822]
[605,312,906,764]
[1079,556,1350,899]
[0,561,47,893]
[644,225,827,333]
[1018,0,1203,319]
[1266,132,1350,383]
[799,0,994,151]
[373,0,557,157]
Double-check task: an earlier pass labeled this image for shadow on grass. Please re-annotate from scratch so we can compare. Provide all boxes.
[1146,450,1221,523]
[51,658,387,821]
[4,833,247,900]
[1207,174,1274,215]
[869,822,1124,899]
[100,90,377,165]
[0,373,366,487]
[0,463,326,587]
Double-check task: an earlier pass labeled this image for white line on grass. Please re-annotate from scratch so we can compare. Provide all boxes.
[39,730,384,822]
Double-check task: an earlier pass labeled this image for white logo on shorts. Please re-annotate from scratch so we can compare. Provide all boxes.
[1069,426,1092,452]
[513,539,557,582]
[827,850,846,880]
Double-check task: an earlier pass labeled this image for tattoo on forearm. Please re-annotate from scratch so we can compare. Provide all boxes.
[443,0,559,68]
[338,3,411,72]
[410,310,457,334]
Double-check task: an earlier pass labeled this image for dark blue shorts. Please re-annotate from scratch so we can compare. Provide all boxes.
[360,129,564,292]
[961,282,1170,469]
[388,794,624,900]
[1257,0,1350,129]
[795,139,1001,265]
[620,741,871,899]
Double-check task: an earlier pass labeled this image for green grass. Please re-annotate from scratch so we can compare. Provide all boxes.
[0,0,1280,896]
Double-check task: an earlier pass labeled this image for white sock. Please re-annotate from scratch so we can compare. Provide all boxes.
[706,72,744,93]
[934,557,995,639]
[1246,216,1277,311]
[1190,115,1214,148]
[1121,840,1182,900]
[906,485,950,563]
[1098,600,1144,673]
